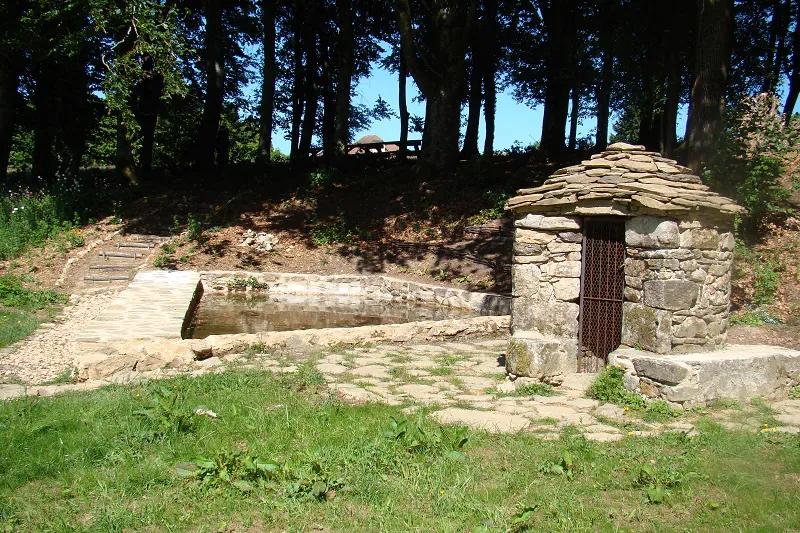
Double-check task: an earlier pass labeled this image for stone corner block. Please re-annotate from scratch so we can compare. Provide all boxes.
[515,213,581,231]
[621,302,672,354]
[643,279,699,311]
[506,336,577,378]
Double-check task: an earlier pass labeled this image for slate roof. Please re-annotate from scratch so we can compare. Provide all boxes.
[506,143,744,217]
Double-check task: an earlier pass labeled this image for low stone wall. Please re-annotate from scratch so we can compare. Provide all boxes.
[75,315,510,380]
[610,345,800,408]
[201,271,510,315]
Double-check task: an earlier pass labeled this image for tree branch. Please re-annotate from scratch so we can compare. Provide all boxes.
[394,0,433,95]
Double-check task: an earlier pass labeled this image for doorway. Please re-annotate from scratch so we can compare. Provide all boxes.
[578,218,626,372]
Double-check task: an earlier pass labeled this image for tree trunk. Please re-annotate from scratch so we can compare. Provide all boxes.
[395,0,475,172]
[258,0,276,165]
[0,53,18,181]
[687,0,734,173]
[333,0,354,157]
[136,55,163,174]
[32,63,57,183]
[784,0,800,123]
[198,0,224,168]
[398,47,409,160]
[422,82,463,171]
[662,41,681,157]
[298,20,318,163]
[289,8,304,161]
[320,32,336,156]
[762,0,791,94]
[461,49,482,157]
[568,87,579,151]
[540,80,571,155]
[539,0,576,156]
[116,111,137,185]
[483,70,496,155]
[482,0,498,156]
[62,58,90,178]
[595,27,613,151]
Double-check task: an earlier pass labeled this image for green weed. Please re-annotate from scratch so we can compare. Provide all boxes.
[588,366,646,410]
[0,275,66,311]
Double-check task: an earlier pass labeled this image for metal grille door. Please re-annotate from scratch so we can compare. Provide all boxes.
[578,219,626,372]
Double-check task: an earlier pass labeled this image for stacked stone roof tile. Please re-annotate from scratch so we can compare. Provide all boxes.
[506,142,745,217]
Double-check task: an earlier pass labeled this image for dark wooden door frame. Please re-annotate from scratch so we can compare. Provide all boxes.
[577,217,627,372]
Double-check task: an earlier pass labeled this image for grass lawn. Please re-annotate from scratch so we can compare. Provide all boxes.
[0,310,42,349]
[0,274,67,349]
[1,369,800,532]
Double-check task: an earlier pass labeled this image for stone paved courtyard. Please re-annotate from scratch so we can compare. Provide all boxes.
[6,334,800,441]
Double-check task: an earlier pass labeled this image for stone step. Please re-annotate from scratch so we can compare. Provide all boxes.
[89,264,134,271]
[132,235,167,243]
[116,242,155,249]
[99,251,143,259]
[84,275,132,282]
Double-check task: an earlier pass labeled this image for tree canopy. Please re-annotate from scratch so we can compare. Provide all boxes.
[1,0,797,179]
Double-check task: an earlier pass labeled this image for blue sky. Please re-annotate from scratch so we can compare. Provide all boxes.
[269,51,690,154]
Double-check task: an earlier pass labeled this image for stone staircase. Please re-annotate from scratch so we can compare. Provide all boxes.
[83,235,166,286]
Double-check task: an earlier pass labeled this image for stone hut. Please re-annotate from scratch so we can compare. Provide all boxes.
[504,142,745,379]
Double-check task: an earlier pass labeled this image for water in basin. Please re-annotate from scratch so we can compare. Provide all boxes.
[185,293,479,339]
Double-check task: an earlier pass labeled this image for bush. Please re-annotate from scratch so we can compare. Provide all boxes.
[705,94,798,231]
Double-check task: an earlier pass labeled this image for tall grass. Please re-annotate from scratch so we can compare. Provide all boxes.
[0,191,75,260]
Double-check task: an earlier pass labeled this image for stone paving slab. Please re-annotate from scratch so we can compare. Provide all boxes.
[75,270,200,342]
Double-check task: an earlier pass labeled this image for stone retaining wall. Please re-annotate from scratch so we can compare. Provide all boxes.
[73,271,511,382]
[75,315,510,380]
[201,271,510,315]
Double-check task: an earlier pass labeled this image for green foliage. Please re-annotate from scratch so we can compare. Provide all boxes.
[225,276,269,291]
[152,253,174,269]
[0,275,67,312]
[383,414,469,461]
[752,260,781,305]
[7,126,33,172]
[185,213,204,242]
[82,113,118,167]
[491,382,556,397]
[705,94,798,230]
[133,386,194,438]
[588,366,646,410]
[93,0,189,138]
[310,217,354,246]
[610,107,641,144]
[0,192,71,260]
[308,168,336,189]
[637,461,697,505]
[643,401,683,422]
[539,450,577,481]
[279,362,327,393]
